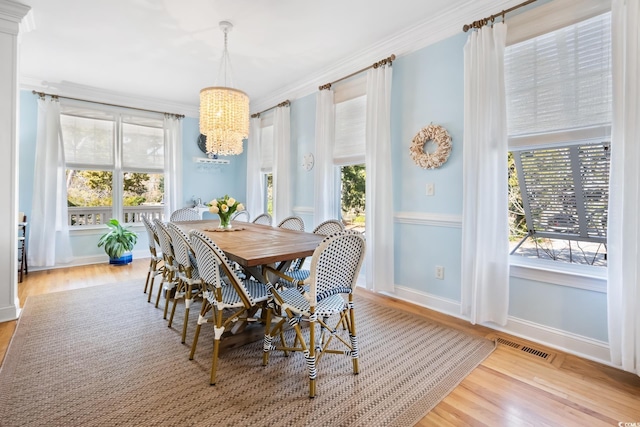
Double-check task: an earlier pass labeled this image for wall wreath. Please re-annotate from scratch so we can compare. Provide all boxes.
[409,124,452,169]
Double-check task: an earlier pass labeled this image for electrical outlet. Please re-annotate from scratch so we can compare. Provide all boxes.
[435,265,444,280]
[426,183,435,196]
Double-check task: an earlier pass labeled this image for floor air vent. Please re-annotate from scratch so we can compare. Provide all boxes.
[521,346,550,359]
[489,334,557,363]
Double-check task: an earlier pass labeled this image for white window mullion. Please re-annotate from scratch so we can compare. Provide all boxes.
[113,114,123,221]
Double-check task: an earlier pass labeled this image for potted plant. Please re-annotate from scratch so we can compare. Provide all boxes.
[97,218,138,265]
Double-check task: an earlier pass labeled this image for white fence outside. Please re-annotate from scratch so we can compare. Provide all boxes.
[68,206,165,226]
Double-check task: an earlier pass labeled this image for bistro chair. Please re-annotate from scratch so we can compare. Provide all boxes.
[262,230,366,398]
[277,215,305,231]
[230,210,250,222]
[252,213,272,226]
[188,230,269,385]
[141,215,164,298]
[170,208,200,222]
[153,219,180,319]
[18,212,28,283]
[285,219,345,285]
[167,223,204,344]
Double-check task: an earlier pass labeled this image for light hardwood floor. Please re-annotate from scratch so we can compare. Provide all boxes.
[2,259,639,426]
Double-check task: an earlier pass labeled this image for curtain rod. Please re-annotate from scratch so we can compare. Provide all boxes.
[250,99,290,118]
[462,0,537,32]
[318,54,396,91]
[31,90,185,119]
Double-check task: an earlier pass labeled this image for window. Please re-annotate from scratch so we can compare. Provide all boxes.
[259,116,274,215]
[334,76,367,231]
[506,12,612,266]
[61,105,166,226]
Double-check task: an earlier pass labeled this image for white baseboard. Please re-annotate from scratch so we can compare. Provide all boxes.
[391,284,613,367]
[28,250,149,272]
[0,304,21,323]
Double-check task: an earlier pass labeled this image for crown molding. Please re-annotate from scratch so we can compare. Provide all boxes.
[0,0,30,23]
[251,0,525,112]
[0,0,30,35]
[18,0,526,116]
[20,76,200,117]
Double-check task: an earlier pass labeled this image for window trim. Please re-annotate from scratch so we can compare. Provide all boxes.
[506,0,611,282]
[61,100,166,227]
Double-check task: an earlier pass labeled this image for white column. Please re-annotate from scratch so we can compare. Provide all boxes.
[0,0,31,322]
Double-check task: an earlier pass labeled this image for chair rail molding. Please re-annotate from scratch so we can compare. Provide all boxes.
[394,211,462,228]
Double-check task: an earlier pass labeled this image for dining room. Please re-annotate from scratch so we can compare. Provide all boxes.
[2,0,640,424]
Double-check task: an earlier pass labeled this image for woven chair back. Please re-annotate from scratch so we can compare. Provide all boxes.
[189,230,255,307]
[308,230,366,306]
[312,219,345,236]
[230,210,250,222]
[170,208,200,222]
[142,215,159,251]
[277,215,305,231]
[167,223,195,270]
[252,213,272,226]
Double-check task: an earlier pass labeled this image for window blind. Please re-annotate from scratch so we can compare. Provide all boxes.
[122,118,164,171]
[333,95,366,165]
[260,124,274,172]
[61,114,114,167]
[505,12,612,144]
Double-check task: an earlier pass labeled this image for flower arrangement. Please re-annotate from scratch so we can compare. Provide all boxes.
[208,195,244,229]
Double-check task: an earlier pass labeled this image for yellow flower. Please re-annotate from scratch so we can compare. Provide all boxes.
[228,197,236,206]
[209,205,219,214]
[209,199,217,206]
[221,204,229,213]
[237,203,244,211]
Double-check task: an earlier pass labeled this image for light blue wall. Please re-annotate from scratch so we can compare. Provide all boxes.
[283,32,608,343]
[181,116,247,217]
[391,34,466,215]
[290,93,316,226]
[390,33,466,302]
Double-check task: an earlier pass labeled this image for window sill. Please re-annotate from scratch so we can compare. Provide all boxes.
[509,256,606,293]
[69,223,144,236]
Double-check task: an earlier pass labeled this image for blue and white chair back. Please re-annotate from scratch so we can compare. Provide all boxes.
[170,208,200,222]
[277,215,305,231]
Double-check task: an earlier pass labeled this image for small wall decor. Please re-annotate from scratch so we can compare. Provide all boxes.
[409,124,452,169]
[302,153,314,171]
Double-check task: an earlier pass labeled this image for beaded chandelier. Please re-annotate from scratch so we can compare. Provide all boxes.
[199,21,249,156]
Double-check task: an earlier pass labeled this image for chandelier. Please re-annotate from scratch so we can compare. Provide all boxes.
[199,21,249,156]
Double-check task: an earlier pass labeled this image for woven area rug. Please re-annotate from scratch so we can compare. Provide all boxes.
[0,281,494,427]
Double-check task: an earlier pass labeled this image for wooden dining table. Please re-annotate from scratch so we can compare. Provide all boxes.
[173,219,325,283]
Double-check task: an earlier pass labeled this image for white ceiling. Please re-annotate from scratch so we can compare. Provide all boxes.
[17,0,522,115]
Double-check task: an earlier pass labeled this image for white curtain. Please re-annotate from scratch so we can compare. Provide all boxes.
[163,115,182,220]
[460,23,510,326]
[313,89,337,227]
[272,105,291,224]
[608,0,640,376]
[246,117,264,220]
[29,96,73,267]
[365,65,394,293]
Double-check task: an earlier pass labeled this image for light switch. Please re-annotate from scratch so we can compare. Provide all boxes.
[426,183,435,196]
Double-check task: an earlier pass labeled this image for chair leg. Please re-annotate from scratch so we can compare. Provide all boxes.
[144,258,155,293]
[189,300,210,360]
[181,283,194,344]
[163,282,174,320]
[151,263,167,304]
[307,312,317,398]
[210,309,225,385]
[262,305,273,366]
[348,297,359,375]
